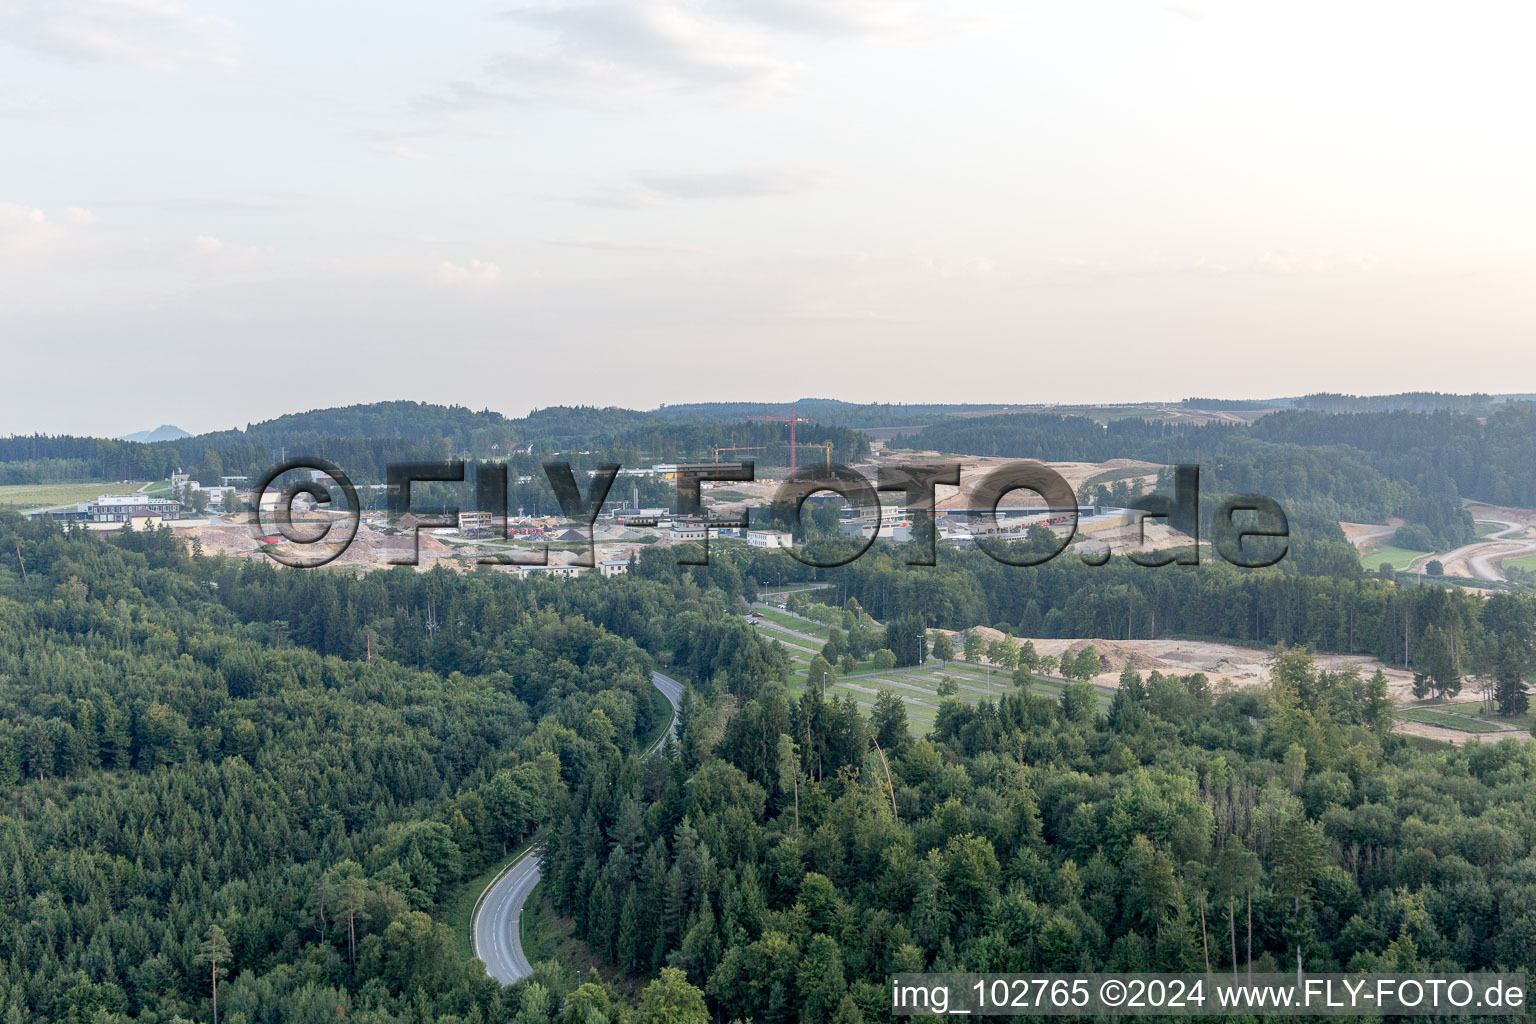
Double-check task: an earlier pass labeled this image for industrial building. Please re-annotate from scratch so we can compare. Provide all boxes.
[38,494,184,524]
[458,510,495,532]
[512,564,587,580]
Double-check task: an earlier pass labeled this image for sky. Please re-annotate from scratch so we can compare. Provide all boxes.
[4,0,1536,437]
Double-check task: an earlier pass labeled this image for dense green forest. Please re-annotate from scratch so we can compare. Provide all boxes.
[546,643,1536,1022]
[1293,392,1531,414]
[6,389,1536,1022]
[0,513,684,1023]
[4,503,1536,1021]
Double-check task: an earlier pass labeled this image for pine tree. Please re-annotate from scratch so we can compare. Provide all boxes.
[1494,637,1531,716]
[196,924,231,1024]
[871,689,908,751]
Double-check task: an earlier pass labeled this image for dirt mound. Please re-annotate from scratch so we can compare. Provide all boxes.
[338,527,455,565]
[192,527,261,555]
[960,625,1008,646]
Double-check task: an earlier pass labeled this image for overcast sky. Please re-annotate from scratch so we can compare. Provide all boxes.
[5,0,1536,436]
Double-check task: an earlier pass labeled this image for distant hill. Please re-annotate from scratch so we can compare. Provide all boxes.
[116,425,190,443]
[654,398,1023,428]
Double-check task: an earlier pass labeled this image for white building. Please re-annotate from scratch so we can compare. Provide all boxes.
[670,526,707,542]
[514,564,587,580]
[459,511,494,531]
[747,529,793,549]
[598,559,630,577]
[90,494,182,523]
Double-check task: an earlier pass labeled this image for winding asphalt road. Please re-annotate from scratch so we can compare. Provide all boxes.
[1402,519,1533,582]
[1354,517,1536,583]
[472,670,683,985]
[1346,521,1401,551]
[1462,520,1536,581]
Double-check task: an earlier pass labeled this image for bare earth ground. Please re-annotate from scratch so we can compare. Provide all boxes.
[1456,504,1536,581]
[186,513,457,570]
[1341,520,1401,549]
[1346,505,1536,582]
[940,628,1504,746]
[700,457,1166,514]
[190,499,1505,745]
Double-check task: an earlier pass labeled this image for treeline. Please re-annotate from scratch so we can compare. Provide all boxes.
[1250,405,1536,508]
[207,517,1531,711]
[1294,392,1500,414]
[0,401,869,493]
[198,518,1531,702]
[653,399,1004,428]
[668,538,1521,688]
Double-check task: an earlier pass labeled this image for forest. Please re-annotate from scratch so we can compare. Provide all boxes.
[546,643,1536,1023]
[5,395,1536,1022]
[0,514,676,1023]
[4,498,1536,1021]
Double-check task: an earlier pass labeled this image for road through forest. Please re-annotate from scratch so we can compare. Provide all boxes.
[471,670,683,985]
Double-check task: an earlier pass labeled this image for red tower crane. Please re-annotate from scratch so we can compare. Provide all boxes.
[747,407,815,473]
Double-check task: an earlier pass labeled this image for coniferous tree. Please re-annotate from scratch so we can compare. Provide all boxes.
[197,924,232,1024]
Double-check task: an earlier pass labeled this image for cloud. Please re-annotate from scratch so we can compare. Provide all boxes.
[633,168,837,199]
[541,168,833,209]
[717,0,933,39]
[541,188,672,210]
[92,193,345,214]
[189,233,277,269]
[1047,250,1388,282]
[544,236,702,252]
[0,0,236,70]
[0,201,87,252]
[437,259,503,286]
[487,0,797,101]
[390,0,959,139]
[369,142,446,164]
[1161,3,1208,21]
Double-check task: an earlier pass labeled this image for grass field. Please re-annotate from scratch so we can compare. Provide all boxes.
[755,608,832,639]
[751,614,1115,735]
[1476,522,1503,537]
[1398,708,1504,733]
[0,481,142,509]
[1503,554,1536,573]
[1416,698,1535,731]
[1359,544,1429,571]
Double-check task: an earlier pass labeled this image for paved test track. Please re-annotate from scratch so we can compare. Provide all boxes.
[471,670,684,985]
